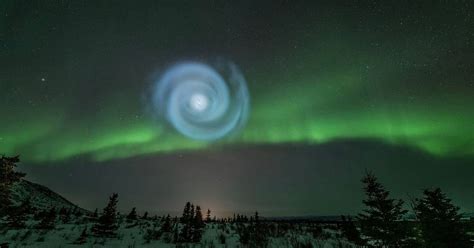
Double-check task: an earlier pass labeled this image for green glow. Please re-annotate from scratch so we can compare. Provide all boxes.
[1,75,471,162]
[1,19,472,162]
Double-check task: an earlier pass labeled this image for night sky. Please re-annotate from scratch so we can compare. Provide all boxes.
[1,1,473,216]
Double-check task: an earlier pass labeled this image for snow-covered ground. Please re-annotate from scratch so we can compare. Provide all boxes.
[0,218,355,248]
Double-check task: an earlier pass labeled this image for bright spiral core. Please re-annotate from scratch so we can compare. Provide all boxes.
[151,61,250,140]
[189,93,209,112]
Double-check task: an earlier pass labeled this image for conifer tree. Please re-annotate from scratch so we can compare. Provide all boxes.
[181,202,191,223]
[357,171,410,247]
[179,202,193,242]
[191,205,204,242]
[161,214,172,233]
[178,202,205,243]
[206,209,211,222]
[126,207,137,222]
[414,188,471,248]
[190,204,195,222]
[0,155,25,217]
[194,206,204,228]
[249,211,268,247]
[92,208,99,219]
[93,193,119,237]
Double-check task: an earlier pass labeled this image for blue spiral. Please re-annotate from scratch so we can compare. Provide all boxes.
[151,61,250,141]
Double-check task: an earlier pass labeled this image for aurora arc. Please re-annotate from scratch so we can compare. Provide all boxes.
[1,66,472,162]
[1,1,472,163]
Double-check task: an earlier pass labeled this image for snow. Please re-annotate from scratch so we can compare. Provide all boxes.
[0,218,356,247]
[11,180,88,214]
[3,180,356,247]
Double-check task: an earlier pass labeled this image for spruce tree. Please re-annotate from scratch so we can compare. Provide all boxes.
[93,193,119,237]
[181,202,191,223]
[126,207,137,222]
[190,204,195,223]
[250,211,268,248]
[161,214,172,233]
[178,202,205,243]
[414,188,471,248]
[357,171,409,247]
[206,209,211,222]
[179,202,193,242]
[92,208,99,219]
[0,155,25,217]
[194,206,204,228]
[191,205,204,242]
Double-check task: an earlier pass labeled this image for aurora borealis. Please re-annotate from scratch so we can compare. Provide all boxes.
[1,1,474,215]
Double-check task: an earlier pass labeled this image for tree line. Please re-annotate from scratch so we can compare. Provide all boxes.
[1,155,473,247]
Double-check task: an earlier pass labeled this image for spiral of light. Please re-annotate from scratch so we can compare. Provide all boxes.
[151,61,250,141]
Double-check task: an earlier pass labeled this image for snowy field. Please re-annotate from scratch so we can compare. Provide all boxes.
[0,218,355,248]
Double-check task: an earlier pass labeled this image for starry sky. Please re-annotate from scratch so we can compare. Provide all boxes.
[1,1,474,216]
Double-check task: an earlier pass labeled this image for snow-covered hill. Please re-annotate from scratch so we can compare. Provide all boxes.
[10,180,88,213]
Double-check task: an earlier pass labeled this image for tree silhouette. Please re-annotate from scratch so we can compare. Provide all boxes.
[190,204,195,223]
[413,188,471,248]
[191,205,204,242]
[206,209,211,222]
[126,207,137,222]
[181,202,192,224]
[249,211,268,247]
[91,208,99,219]
[0,155,25,217]
[178,202,204,243]
[194,206,204,228]
[161,214,172,233]
[179,202,193,242]
[93,193,119,237]
[357,171,410,247]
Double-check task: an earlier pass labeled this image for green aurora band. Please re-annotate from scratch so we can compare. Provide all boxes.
[1,2,472,163]
[2,60,472,162]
